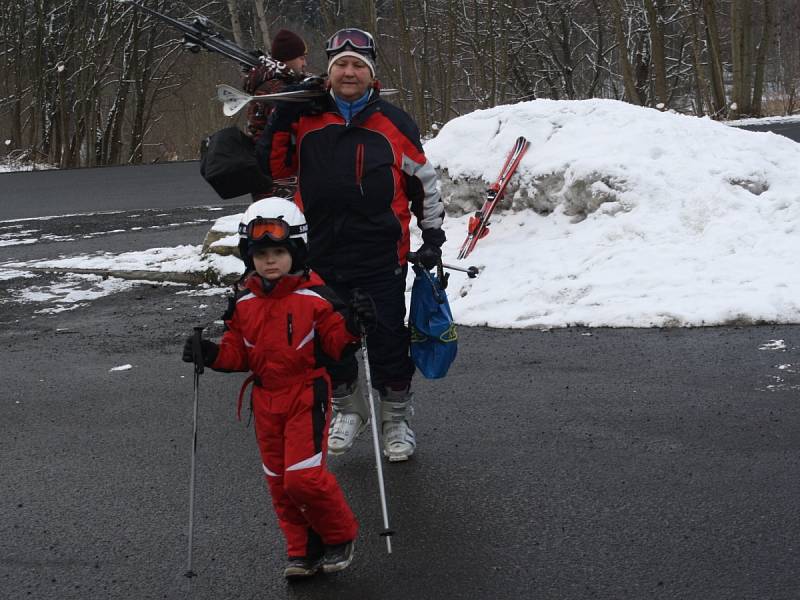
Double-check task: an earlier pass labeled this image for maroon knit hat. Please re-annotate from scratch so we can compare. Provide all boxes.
[271,29,306,62]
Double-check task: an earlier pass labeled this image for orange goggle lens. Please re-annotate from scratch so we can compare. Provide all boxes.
[248,218,290,242]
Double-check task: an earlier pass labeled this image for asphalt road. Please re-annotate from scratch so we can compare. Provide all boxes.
[1,165,799,600]
[0,161,224,220]
[735,121,800,143]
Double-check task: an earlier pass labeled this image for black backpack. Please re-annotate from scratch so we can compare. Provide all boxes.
[200,127,272,199]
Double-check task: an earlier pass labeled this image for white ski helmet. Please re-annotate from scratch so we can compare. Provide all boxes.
[237,197,308,271]
[238,197,308,242]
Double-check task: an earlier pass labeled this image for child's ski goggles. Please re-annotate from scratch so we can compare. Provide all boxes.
[242,217,307,242]
[325,28,376,58]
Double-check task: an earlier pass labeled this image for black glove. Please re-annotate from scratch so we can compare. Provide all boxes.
[182,336,219,367]
[414,242,441,270]
[414,228,446,270]
[345,289,377,335]
[294,75,326,93]
[280,76,327,114]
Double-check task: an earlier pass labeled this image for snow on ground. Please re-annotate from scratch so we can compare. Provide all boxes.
[5,244,242,276]
[3,98,800,328]
[726,114,800,127]
[0,159,57,172]
[3,273,148,315]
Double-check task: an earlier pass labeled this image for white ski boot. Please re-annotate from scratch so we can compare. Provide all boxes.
[328,381,369,456]
[380,389,416,462]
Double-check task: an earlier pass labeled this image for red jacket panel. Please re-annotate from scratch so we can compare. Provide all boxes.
[211,271,357,392]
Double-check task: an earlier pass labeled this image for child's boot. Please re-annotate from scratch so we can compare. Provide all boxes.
[322,540,355,573]
[284,554,323,579]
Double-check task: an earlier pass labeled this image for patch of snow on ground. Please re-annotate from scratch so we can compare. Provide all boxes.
[759,339,787,351]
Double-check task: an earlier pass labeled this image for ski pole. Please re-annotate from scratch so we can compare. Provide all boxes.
[360,328,394,554]
[407,251,479,278]
[185,326,205,578]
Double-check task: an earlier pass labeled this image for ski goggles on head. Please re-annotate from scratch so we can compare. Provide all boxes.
[243,217,307,243]
[325,28,376,58]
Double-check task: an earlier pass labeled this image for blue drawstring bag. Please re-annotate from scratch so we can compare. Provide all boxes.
[409,265,457,379]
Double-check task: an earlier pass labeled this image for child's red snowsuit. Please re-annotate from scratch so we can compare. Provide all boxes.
[211,270,359,557]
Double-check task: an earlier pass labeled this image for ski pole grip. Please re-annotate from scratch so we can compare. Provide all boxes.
[406,251,418,265]
[191,326,205,375]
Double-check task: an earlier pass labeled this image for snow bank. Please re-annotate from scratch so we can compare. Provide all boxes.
[424,99,800,328]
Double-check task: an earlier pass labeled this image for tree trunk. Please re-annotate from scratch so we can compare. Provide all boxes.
[688,0,711,116]
[610,0,643,105]
[751,0,773,117]
[225,0,246,49]
[437,0,457,123]
[105,14,138,165]
[644,0,667,106]
[253,0,271,53]
[731,0,753,117]
[702,0,727,117]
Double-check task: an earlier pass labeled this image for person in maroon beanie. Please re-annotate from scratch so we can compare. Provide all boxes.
[243,29,309,141]
[270,29,308,73]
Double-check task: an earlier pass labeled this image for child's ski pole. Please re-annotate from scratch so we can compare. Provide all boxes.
[185,326,205,577]
[360,328,395,553]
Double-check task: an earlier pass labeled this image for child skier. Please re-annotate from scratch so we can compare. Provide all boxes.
[182,197,376,579]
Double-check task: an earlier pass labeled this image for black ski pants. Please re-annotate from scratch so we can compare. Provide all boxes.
[317,265,415,394]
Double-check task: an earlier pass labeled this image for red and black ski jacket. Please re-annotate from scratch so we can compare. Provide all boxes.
[211,271,358,394]
[256,88,445,280]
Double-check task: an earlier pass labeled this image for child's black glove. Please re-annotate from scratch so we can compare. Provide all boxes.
[346,289,377,335]
[182,337,219,367]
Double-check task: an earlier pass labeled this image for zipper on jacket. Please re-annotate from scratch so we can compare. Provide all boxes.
[355,143,365,194]
[287,313,293,345]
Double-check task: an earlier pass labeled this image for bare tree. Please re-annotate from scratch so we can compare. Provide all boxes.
[751,0,774,117]
[610,0,644,105]
[2,0,798,165]
[644,0,668,105]
[702,0,728,117]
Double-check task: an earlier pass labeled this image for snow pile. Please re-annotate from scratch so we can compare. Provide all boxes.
[5,99,800,328]
[424,99,800,328]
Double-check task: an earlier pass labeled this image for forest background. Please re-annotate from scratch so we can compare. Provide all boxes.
[1,0,797,168]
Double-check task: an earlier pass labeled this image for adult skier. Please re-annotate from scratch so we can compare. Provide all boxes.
[255,28,446,462]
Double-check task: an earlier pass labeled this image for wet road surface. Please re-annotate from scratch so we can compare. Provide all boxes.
[1,164,799,600]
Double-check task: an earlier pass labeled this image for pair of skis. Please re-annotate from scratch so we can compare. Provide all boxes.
[457,136,530,260]
[217,84,399,117]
